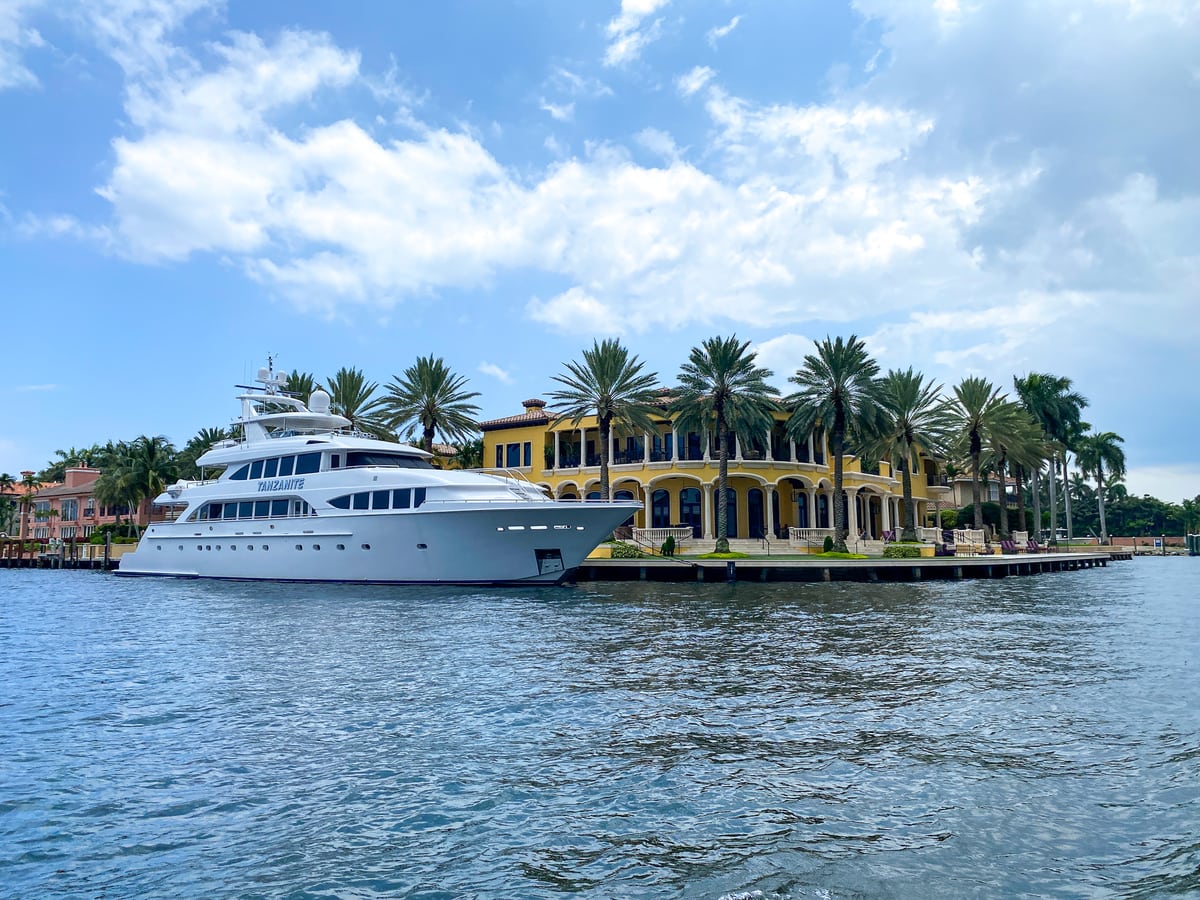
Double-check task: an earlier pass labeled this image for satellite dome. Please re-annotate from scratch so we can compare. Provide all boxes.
[308,389,332,414]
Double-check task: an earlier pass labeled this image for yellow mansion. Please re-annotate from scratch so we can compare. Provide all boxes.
[481,399,952,549]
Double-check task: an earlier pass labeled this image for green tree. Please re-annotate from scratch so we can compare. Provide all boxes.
[1014,373,1088,543]
[285,370,317,400]
[177,427,230,479]
[866,368,954,541]
[452,436,485,470]
[550,338,661,501]
[382,356,482,456]
[671,335,780,552]
[325,367,392,440]
[946,377,1025,537]
[785,335,883,553]
[1076,431,1126,544]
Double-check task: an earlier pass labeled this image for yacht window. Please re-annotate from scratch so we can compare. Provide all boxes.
[222,505,237,520]
[254,500,270,517]
[345,451,435,469]
[352,493,369,510]
[271,499,288,517]
[249,460,264,480]
[372,490,389,510]
[230,465,250,481]
[292,500,310,517]
[329,495,351,509]
[295,453,320,475]
[414,487,427,508]
[278,456,295,476]
[330,454,342,470]
[392,489,410,510]
[238,501,253,518]
[263,458,279,478]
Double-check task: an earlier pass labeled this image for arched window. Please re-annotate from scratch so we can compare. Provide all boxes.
[747,488,764,539]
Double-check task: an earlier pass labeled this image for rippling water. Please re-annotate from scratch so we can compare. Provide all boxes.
[1,559,1197,898]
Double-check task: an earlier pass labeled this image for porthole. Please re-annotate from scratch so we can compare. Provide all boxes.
[248,545,254,551]
[336,544,345,551]
[196,546,202,552]
[263,545,269,551]
[231,546,237,551]
[361,543,371,550]
[417,543,428,550]
[295,544,303,551]
[313,544,321,551]
[156,545,161,551]
[179,546,184,551]
[206,545,212,550]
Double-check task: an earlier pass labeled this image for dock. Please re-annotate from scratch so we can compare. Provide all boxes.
[574,550,1130,583]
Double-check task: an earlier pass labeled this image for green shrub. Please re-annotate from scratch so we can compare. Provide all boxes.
[610,542,647,559]
[822,535,834,553]
[661,535,675,557]
[939,509,957,529]
[883,544,924,559]
[695,551,750,559]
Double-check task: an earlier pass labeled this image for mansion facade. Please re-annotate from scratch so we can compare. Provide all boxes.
[481,399,953,545]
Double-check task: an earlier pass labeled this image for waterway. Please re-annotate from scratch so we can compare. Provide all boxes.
[1,559,1197,898]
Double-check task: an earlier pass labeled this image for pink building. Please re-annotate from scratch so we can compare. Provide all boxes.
[28,467,155,541]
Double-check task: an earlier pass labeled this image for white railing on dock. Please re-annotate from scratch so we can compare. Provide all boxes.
[915,526,941,543]
[788,527,835,546]
[633,527,694,549]
[1011,530,1029,545]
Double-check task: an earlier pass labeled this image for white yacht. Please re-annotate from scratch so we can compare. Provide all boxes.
[117,365,640,584]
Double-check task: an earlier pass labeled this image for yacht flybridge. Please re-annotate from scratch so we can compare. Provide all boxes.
[117,363,640,584]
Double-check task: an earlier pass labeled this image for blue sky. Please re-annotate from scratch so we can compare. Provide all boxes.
[2,0,1198,501]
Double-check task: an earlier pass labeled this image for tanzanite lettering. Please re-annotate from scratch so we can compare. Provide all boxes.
[257,477,305,492]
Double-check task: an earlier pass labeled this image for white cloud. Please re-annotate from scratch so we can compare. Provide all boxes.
[539,97,574,122]
[675,64,714,97]
[752,333,814,385]
[478,361,513,384]
[604,0,669,67]
[0,0,45,90]
[15,383,57,392]
[633,127,677,160]
[706,14,742,49]
[1124,464,1200,505]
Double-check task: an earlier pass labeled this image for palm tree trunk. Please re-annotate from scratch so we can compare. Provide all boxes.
[996,455,1010,540]
[599,419,611,499]
[832,426,848,553]
[900,458,916,542]
[1096,470,1108,544]
[970,450,983,534]
[1048,460,1059,544]
[1013,464,1027,532]
[1062,451,1074,542]
[1030,465,1042,539]
[716,419,730,554]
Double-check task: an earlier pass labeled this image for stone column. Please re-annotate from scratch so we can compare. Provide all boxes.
[807,433,815,463]
[882,493,892,533]
[734,433,742,461]
[671,426,679,461]
[766,430,774,462]
[643,432,651,464]
[807,487,816,528]
[765,485,776,538]
[579,427,586,466]
[702,429,710,462]
[846,488,859,540]
[702,483,714,540]
[553,431,560,469]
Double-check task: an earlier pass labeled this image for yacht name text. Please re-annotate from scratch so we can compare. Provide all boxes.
[258,477,305,492]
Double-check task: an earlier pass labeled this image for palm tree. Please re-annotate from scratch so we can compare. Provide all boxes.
[982,410,1044,540]
[452,436,485,470]
[549,338,661,502]
[1014,373,1088,543]
[0,472,15,536]
[946,377,1025,538]
[671,335,780,552]
[785,335,883,553]
[285,370,317,400]
[125,436,179,536]
[866,368,955,541]
[325,367,392,440]
[1076,431,1126,544]
[177,427,230,479]
[381,356,482,456]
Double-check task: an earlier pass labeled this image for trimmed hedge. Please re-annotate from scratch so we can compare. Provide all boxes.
[883,543,924,559]
[610,542,647,559]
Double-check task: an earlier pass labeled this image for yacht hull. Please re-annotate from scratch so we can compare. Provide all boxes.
[116,500,638,584]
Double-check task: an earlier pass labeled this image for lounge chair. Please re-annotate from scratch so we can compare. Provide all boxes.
[882,529,896,543]
[1025,539,1044,553]
[1000,539,1019,554]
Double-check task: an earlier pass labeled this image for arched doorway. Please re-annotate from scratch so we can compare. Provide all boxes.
[651,489,671,528]
[680,487,702,538]
[748,488,764,539]
[614,489,636,528]
[818,493,829,528]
